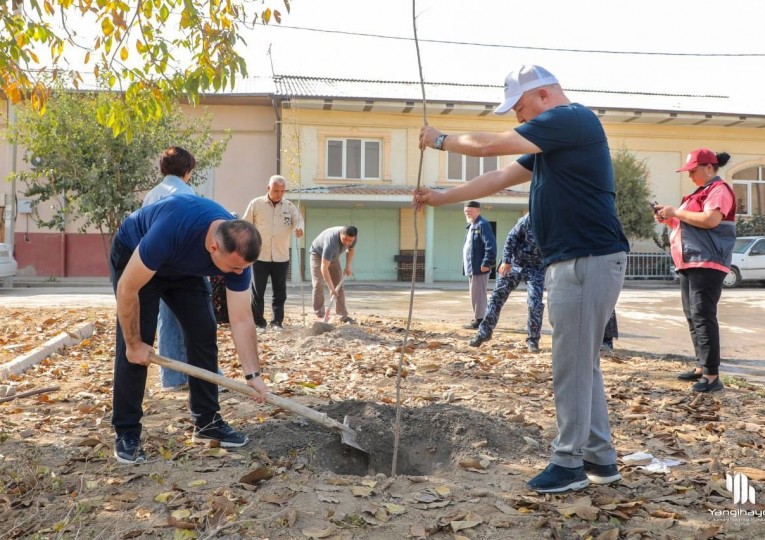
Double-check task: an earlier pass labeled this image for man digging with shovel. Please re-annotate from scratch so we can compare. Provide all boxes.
[109,194,268,464]
[309,225,358,324]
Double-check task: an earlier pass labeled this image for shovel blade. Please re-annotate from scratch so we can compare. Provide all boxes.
[341,415,367,453]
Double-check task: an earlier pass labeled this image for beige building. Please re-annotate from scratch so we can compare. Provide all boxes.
[2,76,764,281]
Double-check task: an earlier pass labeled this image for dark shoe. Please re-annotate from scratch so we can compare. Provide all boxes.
[692,377,723,393]
[469,334,490,347]
[583,460,622,485]
[192,417,249,447]
[114,433,146,464]
[527,463,589,493]
[269,321,283,330]
[255,323,267,332]
[340,316,355,324]
[600,339,613,352]
[527,342,540,353]
[463,319,483,330]
[677,369,703,381]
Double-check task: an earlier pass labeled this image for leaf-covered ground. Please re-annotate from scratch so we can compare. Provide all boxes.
[1,306,764,539]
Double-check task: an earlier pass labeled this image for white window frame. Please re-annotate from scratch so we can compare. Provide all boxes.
[732,164,765,217]
[446,153,498,182]
[326,138,381,180]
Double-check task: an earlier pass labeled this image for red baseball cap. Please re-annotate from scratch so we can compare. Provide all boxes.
[677,148,717,172]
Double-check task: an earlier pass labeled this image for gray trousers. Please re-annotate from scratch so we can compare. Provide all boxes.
[310,254,348,318]
[468,273,489,320]
[546,252,626,468]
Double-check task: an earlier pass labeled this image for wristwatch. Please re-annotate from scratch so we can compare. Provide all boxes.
[244,371,261,381]
[434,134,448,151]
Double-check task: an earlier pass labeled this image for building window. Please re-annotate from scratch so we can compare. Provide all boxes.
[326,138,381,180]
[732,166,765,216]
[447,153,498,181]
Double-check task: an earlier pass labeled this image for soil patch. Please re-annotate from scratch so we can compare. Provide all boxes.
[2,307,765,539]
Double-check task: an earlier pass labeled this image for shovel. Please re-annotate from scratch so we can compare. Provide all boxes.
[323,275,346,323]
[149,352,367,453]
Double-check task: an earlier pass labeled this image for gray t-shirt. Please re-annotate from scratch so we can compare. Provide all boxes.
[310,226,357,260]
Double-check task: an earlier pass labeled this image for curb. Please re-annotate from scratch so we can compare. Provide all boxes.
[0,322,94,380]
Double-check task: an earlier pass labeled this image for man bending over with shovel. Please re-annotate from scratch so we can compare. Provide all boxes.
[110,194,268,464]
[310,225,358,323]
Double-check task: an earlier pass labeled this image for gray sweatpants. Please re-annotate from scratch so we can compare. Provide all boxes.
[546,252,626,468]
[468,273,489,320]
[310,254,348,318]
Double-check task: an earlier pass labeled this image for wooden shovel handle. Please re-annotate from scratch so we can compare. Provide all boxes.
[148,353,347,434]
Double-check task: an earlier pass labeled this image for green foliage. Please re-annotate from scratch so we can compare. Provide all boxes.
[611,147,657,241]
[6,82,231,243]
[1,0,288,136]
[736,214,765,236]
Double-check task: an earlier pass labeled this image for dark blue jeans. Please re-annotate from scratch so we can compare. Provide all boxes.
[251,260,290,325]
[678,268,726,376]
[109,238,220,437]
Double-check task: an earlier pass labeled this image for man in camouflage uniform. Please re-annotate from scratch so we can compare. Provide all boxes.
[469,213,545,352]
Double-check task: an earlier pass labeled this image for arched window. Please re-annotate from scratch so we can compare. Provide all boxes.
[731,165,765,216]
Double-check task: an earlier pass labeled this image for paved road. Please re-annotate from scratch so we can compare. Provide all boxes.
[2,280,763,382]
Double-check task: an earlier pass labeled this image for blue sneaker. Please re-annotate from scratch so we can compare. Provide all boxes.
[114,433,146,464]
[583,460,622,485]
[192,417,249,448]
[527,464,589,493]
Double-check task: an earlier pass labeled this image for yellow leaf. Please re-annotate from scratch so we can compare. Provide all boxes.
[120,46,128,61]
[188,479,207,487]
[435,485,451,496]
[173,530,196,540]
[155,491,173,503]
[171,508,191,520]
[101,18,113,36]
[384,503,406,515]
[351,486,373,497]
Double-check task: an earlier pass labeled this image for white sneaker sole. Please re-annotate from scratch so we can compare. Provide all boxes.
[192,433,249,448]
[113,450,146,464]
[530,478,590,493]
[586,472,622,485]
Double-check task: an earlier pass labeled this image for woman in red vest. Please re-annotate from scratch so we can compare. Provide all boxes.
[654,149,736,393]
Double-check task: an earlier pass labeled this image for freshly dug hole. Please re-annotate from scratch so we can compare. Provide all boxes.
[251,401,529,477]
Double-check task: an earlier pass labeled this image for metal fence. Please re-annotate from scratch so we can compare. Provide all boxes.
[625,251,674,280]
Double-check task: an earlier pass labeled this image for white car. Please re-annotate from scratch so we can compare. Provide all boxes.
[723,236,765,288]
[0,243,18,279]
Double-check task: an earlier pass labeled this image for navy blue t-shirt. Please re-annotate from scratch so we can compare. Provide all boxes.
[116,194,252,291]
[516,103,629,266]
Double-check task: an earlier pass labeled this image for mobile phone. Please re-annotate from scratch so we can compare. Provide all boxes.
[650,201,659,214]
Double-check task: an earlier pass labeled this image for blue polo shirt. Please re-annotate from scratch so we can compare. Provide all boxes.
[516,103,629,266]
[116,194,252,291]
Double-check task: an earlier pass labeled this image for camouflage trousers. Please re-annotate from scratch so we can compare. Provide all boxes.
[476,266,546,346]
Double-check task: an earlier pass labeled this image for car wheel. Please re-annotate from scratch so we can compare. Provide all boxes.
[723,267,741,288]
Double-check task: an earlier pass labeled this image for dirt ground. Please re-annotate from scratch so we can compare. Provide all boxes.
[1,306,765,540]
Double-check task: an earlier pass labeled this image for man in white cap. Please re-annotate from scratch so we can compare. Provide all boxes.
[416,65,629,494]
